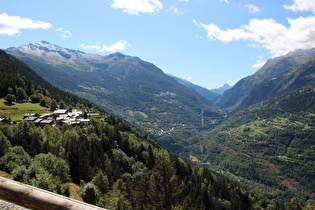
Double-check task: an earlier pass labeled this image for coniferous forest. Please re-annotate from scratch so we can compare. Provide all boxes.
[1,49,315,209]
[0,47,289,209]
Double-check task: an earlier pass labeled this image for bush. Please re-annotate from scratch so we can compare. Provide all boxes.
[0,133,11,157]
[30,94,41,103]
[0,146,31,173]
[11,165,27,181]
[80,183,100,205]
[40,99,46,107]
[4,94,16,104]
[92,171,109,194]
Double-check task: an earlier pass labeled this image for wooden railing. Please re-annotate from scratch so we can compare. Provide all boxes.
[0,177,105,210]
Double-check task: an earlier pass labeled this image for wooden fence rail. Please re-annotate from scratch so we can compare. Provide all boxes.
[0,177,105,210]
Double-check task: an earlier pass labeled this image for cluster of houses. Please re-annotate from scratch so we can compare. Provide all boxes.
[260,121,306,127]
[22,109,90,127]
[149,123,186,136]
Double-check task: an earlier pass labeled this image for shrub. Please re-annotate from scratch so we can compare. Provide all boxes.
[80,183,100,205]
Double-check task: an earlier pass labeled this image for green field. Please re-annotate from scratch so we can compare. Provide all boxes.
[0,98,49,121]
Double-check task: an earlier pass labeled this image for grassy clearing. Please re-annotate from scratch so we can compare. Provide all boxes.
[0,170,10,179]
[0,98,49,121]
[68,183,82,201]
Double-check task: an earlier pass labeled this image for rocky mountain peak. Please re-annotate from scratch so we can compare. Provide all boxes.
[7,41,87,60]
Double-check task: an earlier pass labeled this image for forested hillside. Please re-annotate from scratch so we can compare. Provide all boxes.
[215,48,315,111]
[187,56,315,205]
[0,50,282,209]
[235,57,315,112]
[6,42,224,154]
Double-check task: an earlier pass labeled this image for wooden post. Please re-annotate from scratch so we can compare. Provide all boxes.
[0,177,105,210]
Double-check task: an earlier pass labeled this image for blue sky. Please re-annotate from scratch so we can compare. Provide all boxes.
[1,0,315,88]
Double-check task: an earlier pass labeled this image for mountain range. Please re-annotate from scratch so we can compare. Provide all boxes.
[190,54,315,204]
[215,48,315,111]
[209,83,232,95]
[4,41,315,205]
[6,41,223,152]
[1,49,269,209]
[166,73,221,102]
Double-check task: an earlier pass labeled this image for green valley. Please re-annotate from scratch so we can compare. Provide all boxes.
[3,42,315,208]
[0,49,281,209]
[187,57,315,204]
[6,42,223,154]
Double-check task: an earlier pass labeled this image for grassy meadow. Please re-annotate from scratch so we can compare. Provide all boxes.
[0,98,49,121]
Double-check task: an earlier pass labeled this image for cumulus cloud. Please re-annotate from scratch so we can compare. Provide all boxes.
[182,76,192,80]
[0,13,52,36]
[111,0,163,15]
[200,16,315,57]
[80,40,131,52]
[55,28,72,38]
[284,0,315,14]
[220,0,228,3]
[245,4,260,13]
[252,59,266,68]
[79,44,101,50]
[167,6,187,16]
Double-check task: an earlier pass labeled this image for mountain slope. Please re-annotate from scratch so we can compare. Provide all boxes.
[0,49,95,108]
[6,41,223,152]
[0,49,280,210]
[236,56,315,111]
[216,48,315,111]
[187,57,315,204]
[167,73,220,102]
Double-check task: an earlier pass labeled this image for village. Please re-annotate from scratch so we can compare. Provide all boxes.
[0,109,95,127]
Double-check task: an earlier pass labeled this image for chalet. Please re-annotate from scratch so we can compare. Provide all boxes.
[40,113,54,119]
[34,118,43,125]
[39,119,54,128]
[19,109,90,127]
[23,113,39,119]
[53,109,68,116]
[62,120,78,126]
[71,110,82,116]
[24,116,38,122]
[0,118,11,125]
[87,113,99,117]
[80,119,90,125]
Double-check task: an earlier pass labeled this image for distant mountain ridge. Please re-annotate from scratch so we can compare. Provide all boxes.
[166,73,220,102]
[216,48,315,111]
[209,83,232,95]
[6,41,223,152]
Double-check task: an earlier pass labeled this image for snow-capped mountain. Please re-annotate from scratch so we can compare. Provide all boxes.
[209,83,232,95]
[6,41,104,63]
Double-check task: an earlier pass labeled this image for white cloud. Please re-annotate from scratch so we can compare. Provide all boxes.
[193,19,200,27]
[252,59,266,68]
[168,6,186,16]
[80,40,131,52]
[245,4,260,13]
[284,0,315,14]
[111,0,163,15]
[200,23,254,42]
[0,13,52,36]
[200,16,315,57]
[55,28,72,38]
[79,44,101,50]
[100,40,131,52]
[220,0,228,3]
[182,76,192,80]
